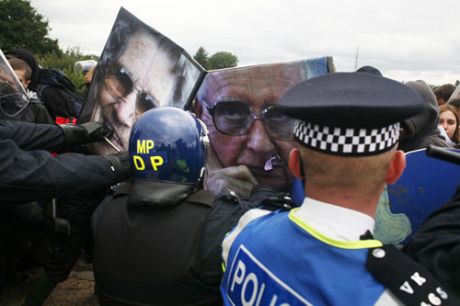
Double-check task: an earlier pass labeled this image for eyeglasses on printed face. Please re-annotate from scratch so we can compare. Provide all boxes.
[104,63,159,112]
[202,100,298,140]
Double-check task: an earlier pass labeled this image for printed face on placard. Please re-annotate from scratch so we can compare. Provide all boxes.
[82,8,203,155]
[196,59,332,190]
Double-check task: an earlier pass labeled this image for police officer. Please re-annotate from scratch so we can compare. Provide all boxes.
[0,119,129,204]
[94,107,254,305]
[220,73,459,305]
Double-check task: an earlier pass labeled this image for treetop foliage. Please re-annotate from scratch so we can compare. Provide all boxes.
[1,1,240,89]
[193,47,238,70]
[0,0,60,56]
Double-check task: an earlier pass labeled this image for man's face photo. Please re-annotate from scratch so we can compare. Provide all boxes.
[85,11,203,156]
[92,28,179,154]
[196,63,306,190]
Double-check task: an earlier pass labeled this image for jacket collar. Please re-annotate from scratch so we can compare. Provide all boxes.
[116,180,196,208]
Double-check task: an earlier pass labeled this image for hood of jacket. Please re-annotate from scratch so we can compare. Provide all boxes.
[399,80,449,151]
[114,180,196,208]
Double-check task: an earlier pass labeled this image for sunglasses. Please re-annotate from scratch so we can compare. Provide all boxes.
[202,100,298,140]
[104,63,158,112]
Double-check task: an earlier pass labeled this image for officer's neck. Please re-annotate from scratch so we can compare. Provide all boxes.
[304,185,384,218]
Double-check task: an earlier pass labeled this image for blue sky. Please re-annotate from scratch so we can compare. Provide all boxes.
[31,0,460,85]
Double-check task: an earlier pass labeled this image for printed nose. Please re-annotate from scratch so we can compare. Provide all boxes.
[246,120,275,154]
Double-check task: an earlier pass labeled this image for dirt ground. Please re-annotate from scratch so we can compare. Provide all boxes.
[0,261,98,306]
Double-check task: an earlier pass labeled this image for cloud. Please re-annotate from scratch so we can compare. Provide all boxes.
[30,0,460,84]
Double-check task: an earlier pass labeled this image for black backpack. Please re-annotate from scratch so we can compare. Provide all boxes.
[36,68,85,121]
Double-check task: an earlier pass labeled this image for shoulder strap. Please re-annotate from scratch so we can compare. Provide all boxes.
[367,244,459,305]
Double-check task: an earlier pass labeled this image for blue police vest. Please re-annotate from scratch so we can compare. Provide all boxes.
[220,209,389,306]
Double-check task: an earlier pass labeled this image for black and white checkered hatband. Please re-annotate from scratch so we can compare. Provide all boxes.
[294,121,400,156]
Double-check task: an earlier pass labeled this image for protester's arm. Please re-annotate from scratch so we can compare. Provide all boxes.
[0,120,110,152]
[0,119,66,151]
[0,138,129,205]
[404,187,460,295]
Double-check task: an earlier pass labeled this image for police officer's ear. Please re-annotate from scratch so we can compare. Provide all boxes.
[385,149,406,185]
[288,148,304,179]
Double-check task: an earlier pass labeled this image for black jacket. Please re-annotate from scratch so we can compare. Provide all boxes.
[0,119,117,204]
[22,97,53,124]
[37,85,80,120]
[93,180,219,306]
[404,187,460,298]
[93,180,255,306]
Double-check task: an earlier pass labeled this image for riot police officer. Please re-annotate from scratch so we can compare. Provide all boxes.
[93,108,222,305]
[93,107,297,306]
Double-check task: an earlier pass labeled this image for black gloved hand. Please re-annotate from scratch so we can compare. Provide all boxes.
[61,121,112,146]
[249,186,294,211]
[104,152,131,183]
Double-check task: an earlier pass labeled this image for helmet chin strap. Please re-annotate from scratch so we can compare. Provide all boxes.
[194,166,206,191]
[195,117,210,148]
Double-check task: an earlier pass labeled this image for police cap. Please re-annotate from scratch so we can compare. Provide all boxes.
[277,72,425,156]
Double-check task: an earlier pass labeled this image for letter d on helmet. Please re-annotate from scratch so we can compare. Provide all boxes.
[128,107,207,185]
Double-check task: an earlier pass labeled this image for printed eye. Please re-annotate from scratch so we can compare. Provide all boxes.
[106,64,134,98]
[137,92,158,113]
[216,102,250,121]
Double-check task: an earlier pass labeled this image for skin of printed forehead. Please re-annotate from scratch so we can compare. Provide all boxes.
[200,63,305,106]
[115,28,180,106]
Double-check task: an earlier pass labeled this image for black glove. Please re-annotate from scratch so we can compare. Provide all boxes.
[249,186,294,211]
[60,121,112,146]
[104,152,131,183]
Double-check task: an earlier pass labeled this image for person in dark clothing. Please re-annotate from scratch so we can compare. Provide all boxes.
[399,80,450,152]
[404,186,460,298]
[0,119,129,204]
[6,49,82,121]
[353,71,448,152]
[5,50,40,92]
[93,107,279,306]
[6,57,52,124]
[93,107,219,305]
[0,119,130,301]
[21,195,105,306]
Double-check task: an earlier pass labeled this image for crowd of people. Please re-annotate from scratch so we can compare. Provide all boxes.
[1,44,460,306]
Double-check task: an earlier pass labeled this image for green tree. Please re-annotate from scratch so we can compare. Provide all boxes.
[0,0,60,56]
[208,51,238,70]
[193,47,209,69]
